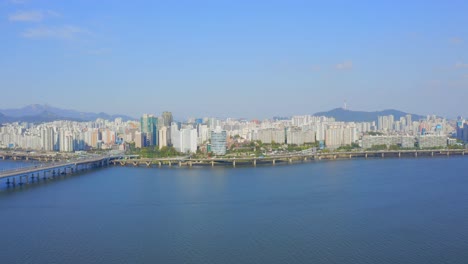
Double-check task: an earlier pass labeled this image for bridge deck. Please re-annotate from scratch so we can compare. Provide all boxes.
[0,156,111,179]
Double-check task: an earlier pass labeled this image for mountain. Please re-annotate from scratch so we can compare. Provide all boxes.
[0,112,10,124]
[0,104,135,124]
[314,108,426,122]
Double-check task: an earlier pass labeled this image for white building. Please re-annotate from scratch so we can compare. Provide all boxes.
[172,126,197,153]
[158,126,168,149]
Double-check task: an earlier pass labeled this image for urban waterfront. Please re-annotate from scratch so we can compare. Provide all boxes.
[1,158,468,264]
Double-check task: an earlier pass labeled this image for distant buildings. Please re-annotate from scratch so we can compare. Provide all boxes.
[158,126,168,149]
[378,115,394,131]
[140,114,158,146]
[134,131,144,148]
[41,127,55,151]
[456,119,468,143]
[210,126,227,155]
[253,129,285,144]
[417,135,447,148]
[361,135,414,149]
[159,111,173,146]
[0,110,460,154]
[160,112,173,127]
[172,125,197,153]
[286,128,315,145]
[325,125,357,148]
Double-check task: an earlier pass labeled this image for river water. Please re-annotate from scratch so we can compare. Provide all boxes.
[1,157,467,264]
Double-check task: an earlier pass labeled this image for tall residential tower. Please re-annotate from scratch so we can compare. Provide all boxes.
[140,114,158,146]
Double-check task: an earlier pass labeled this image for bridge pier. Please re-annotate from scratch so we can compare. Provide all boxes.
[158,162,162,168]
[272,159,276,165]
[233,160,236,168]
[179,161,182,167]
[381,153,384,158]
[431,152,434,157]
[398,152,401,158]
[6,178,11,185]
[288,158,292,164]
[365,153,368,159]
[12,177,16,185]
[168,161,172,167]
[211,161,214,167]
[253,159,257,167]
[146,162,151,167]
[349,154,352,159]
[415,152,418,158]
[189,161,192,167]
[447,151,450,157]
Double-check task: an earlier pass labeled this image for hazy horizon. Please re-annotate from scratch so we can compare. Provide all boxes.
[0,103,455,122]
[1,1,467,119]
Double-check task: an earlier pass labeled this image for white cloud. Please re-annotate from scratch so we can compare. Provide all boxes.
[8,10,59,22]
[335,60,353,70]
[21,25,87,40]
[450,37,463,45]
[455,62,468,69]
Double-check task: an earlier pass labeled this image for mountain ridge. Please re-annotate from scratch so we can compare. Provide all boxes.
[0,104,135,124]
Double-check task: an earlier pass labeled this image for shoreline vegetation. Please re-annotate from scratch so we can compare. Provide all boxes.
[108,149,468,169]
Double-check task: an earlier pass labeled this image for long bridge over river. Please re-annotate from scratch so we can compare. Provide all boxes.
[0,149,466,188]
[110,149,467,168]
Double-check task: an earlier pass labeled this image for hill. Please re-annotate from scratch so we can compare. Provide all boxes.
[0,104,135,124]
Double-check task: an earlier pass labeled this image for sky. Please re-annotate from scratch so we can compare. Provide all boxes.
[1,0,467,119]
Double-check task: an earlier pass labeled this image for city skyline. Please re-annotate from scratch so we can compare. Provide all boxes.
[1,1,468,118]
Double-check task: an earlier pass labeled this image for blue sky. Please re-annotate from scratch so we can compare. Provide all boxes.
[1,0,467,119]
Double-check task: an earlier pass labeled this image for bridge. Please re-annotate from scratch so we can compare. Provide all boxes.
[0,155,121,187]
[110,149,467,168]
[0,151,76,162]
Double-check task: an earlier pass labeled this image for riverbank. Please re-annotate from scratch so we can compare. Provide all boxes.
[110,149,467,168]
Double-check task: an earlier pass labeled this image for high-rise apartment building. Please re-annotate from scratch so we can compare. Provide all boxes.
[210,126,227,155]
[158,126,168,149]
[141,114,158,146]
[378,115,395,131]
[160,112,173,127]
[41,127,55,151]
[172,125,197,153]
